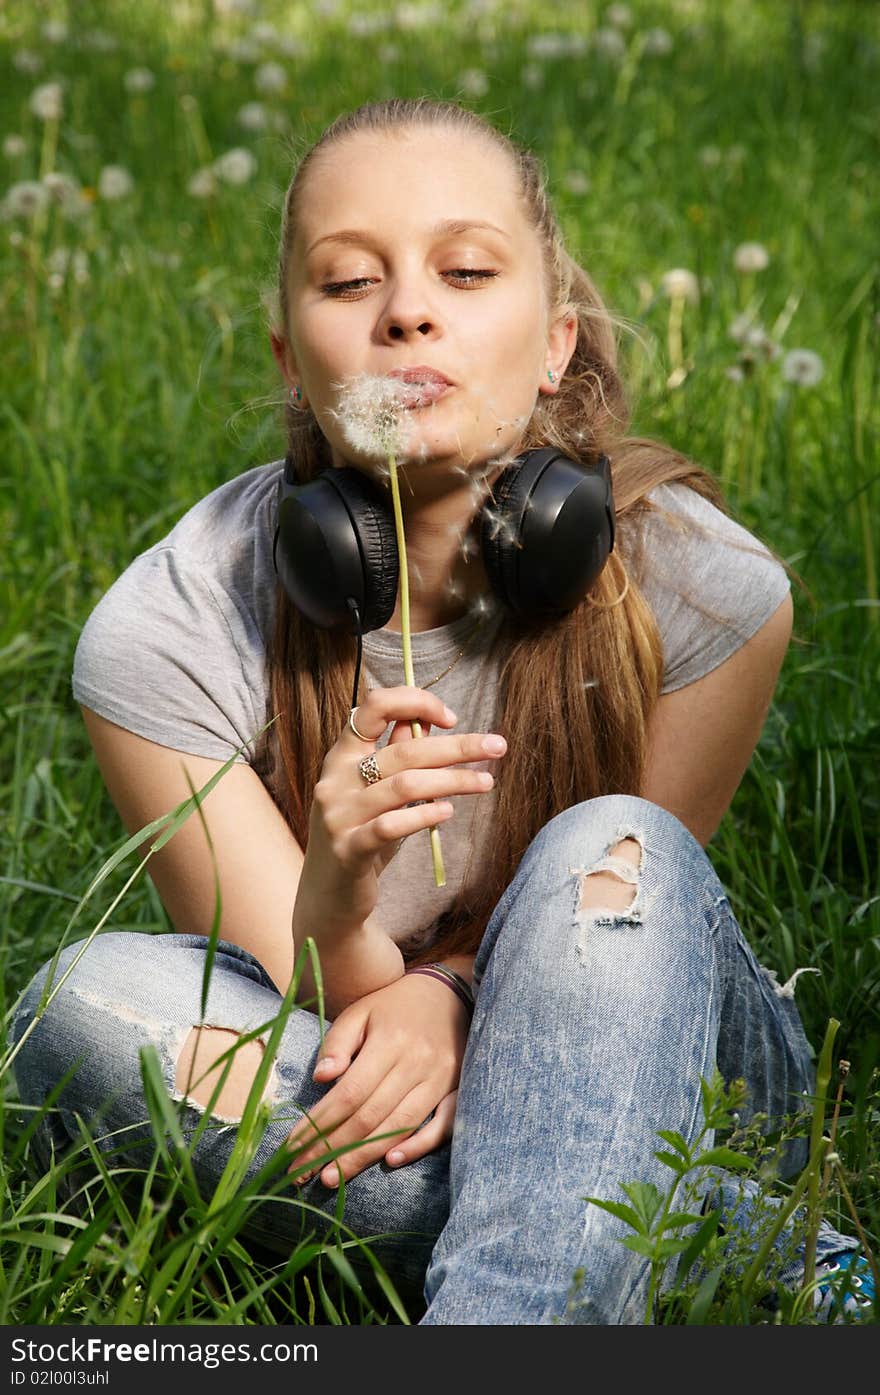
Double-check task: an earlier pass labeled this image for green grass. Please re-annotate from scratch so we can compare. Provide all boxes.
[1,0,878,1324]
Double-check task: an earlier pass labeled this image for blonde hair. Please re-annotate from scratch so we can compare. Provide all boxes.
[260,98,738,963]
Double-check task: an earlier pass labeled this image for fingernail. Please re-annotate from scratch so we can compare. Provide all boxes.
[387,1150,405,1165]
[314,1056,335,1073]
[322,1165,340,1188]
[443,706,457,723]
[483,734,506,755]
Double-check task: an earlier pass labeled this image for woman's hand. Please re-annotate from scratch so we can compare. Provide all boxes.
[293,685,507,936]
[285,970,471,1186]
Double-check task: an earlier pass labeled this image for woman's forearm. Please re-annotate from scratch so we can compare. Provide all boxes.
[291,902,405,1015]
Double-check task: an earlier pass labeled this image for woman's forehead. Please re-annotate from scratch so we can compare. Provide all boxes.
[294,127,527,246]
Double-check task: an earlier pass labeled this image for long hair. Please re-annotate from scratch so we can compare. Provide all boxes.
[260,98,734,964]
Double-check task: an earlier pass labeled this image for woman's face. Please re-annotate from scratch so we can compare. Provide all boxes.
[277,126,576,479]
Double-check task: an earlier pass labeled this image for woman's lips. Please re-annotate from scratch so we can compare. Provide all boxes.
[387,367,454,408]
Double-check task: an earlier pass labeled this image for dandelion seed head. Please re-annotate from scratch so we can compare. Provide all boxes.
[593,27,627,60]
[3,135,27,159]
[30,82,64,122]
[213,148,257,185]
[459,68,489,97]
[42,20,69,44]
[13,50,43,74]
[187,167,216,198]
[606,4,633,29]
[660,268,699,303]
[124,67,156,94]
[1,180,50,219]
[781,348,824,388]
[733,241,770,273]
[98,165,135,201]
[330,373,414,461]
[254,61,287,94]
[643,27,674,56]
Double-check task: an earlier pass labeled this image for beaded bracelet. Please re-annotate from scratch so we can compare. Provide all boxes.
[405,962,475,1019]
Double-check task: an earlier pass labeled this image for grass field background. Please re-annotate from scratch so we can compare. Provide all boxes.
[1,0,878,1324]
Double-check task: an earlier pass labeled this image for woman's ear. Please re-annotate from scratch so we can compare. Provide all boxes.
[540,306,578,395]
[270,331,298,390]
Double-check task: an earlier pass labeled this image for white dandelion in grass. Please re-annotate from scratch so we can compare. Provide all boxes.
[4,135,28,159]
[42,171,84,214]
[733,241,770,273]
[459,68,490,97]
[30,82,64,121]
[214,148,257,185]
[12,50,43,74]
[237,101,269,131]
[643,27,674,56]
[1,180,50,219]
[254,61,287,93]
[124,67,156,94]
[606,3,633,28]
[782,349,824,387]
[42,20,69,43]
[98,166,135,201]
[660,268,700,303]
[187,167,216,198]
[593,27,627,59]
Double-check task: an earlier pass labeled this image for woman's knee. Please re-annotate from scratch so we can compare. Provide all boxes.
[9,933,163,1106]
[478,795,721,986]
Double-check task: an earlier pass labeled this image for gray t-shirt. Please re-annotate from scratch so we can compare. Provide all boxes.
[72,458,790,949]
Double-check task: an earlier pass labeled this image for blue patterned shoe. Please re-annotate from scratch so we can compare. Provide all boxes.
[814,1251,876,1321]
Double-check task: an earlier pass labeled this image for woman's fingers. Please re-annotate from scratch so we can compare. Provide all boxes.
[364,730,507,777]
[314,1084,439,1187]
[344,688,458,750]
[287,1065,426,1181]
[384,1090,457,1168]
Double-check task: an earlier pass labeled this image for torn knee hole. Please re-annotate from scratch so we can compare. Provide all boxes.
[578,837,642,913]
[174,1025,269,1121]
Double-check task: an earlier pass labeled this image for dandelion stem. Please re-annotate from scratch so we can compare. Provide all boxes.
[387,453,446,888]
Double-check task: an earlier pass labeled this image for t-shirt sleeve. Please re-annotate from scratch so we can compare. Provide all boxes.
[72,546,266,762]
[628,483,792,695]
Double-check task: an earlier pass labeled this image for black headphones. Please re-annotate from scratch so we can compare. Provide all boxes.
[273,447,615,636]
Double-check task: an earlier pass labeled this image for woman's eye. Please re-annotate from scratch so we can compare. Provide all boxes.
[445,268,498,285]
[321,277,374,297]
[321,269,498,298]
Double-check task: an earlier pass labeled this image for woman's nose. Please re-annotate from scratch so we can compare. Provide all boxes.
[376,276,439,342]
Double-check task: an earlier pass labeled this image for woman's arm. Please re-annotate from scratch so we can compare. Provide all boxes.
[80,708,404,1004]
[641,592,793,846]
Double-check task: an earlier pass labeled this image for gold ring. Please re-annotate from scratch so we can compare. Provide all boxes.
[358,754,382,785]
[348,708,373,742]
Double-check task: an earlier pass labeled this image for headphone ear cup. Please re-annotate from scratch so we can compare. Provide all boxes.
[274,466,398,633]
[480,459,528,614]
[480,449,615,622]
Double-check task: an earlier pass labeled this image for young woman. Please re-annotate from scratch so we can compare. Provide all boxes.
[11,98,868,1324]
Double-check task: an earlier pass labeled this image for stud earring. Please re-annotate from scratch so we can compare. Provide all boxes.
[290,385,303,403]
[547,370,556,383]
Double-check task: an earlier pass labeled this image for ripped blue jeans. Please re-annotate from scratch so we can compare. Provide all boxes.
[9,796,855,1323]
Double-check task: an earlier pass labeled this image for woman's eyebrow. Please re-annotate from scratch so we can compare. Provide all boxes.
[305,218,511,256]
